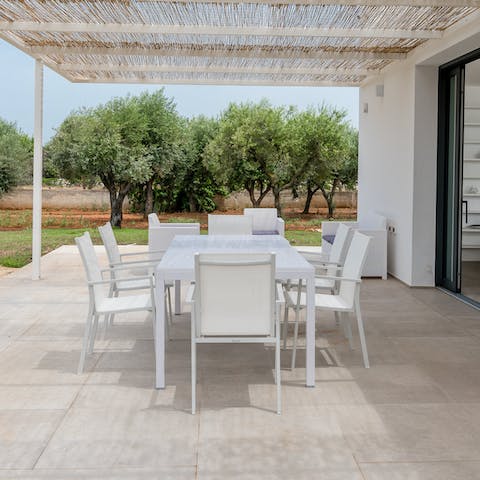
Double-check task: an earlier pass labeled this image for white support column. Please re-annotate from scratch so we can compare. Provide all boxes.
[32,60,43,280]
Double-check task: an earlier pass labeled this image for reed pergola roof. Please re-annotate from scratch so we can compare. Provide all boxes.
[1,1,480,86]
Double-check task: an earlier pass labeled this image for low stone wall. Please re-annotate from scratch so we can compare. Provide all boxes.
[215,190,357,211]
[0,186,115,210]
[0,186,356,211]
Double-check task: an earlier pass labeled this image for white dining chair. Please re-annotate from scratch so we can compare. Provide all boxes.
[284,231,371,369]
[187,252,284,414]
[75,231,155,374]
[98,222,172,326]
[207,214,253,235]
[283,224,352,349]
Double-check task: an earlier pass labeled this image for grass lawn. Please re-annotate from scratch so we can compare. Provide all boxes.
[0,227,322,268]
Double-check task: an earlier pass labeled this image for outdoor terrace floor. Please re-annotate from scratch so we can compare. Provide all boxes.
[0,245,480,479]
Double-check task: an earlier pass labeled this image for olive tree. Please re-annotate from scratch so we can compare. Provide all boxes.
[0,118,33,196]
[205,101,291,210]
[291,106,356,217]
[47,97,151,227]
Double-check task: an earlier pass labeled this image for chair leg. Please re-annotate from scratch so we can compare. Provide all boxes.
[88,314,99,354]
[108,290,119,327]
[355,297,370,368]
[167,286,173,326]
[78,305,94,375]
[340,312,354,350]
[283,302,289,350]
[291,306,300,370]
[276,316,281,415]
[191,311,197,415]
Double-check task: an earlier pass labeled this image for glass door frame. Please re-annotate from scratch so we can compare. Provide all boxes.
[436,65,464,292]
[436,47,480,305]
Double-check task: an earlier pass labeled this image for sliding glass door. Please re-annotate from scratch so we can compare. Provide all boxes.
[436,66,464,292]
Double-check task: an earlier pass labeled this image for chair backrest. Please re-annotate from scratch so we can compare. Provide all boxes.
[148,213,161,227]
[338,231,371,307]
[75,231,106,306]
[148,223,200,251]
[329,223,351,265]
[98,222,121,265]
[194,252,276,337]
[243,208,278,232]
[208,214,253,235]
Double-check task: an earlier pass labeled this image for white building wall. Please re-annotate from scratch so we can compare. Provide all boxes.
[358,65,415,284]
[359,16,480,286]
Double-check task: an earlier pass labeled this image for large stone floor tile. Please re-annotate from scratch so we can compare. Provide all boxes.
[0,467,196,479]
[36,408,199,469]
[73,383,191,412]
[198,468,363,480]
[0,340,99,385]
[360,461,480,480]
[347,364,450,405]
[0,410,65,469]
[197,408,360,476]
[0,385,80,409]
[365,314,468,338]
[419,363,480,402]
[333,403,480,462]
[391,336,480,365]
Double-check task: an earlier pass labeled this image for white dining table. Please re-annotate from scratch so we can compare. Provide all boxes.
[154,235,316,389]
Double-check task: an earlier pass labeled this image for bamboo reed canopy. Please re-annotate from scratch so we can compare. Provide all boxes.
[0,1,480,86]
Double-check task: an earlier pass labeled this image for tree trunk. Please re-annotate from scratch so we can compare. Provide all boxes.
[272,186,282,216]
[108,187,129,228]
[302,185,320,214]
[247,181,271,207]
[144,179,154,219]
[319,178,339,219]
[188,192,197,213]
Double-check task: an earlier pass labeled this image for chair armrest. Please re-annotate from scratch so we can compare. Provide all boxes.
[314,274,361,283]
[102,264,151,273]
[276,217,285,236]
[119,250,147,258]
[88,275,154,286]
[276,283,285,305]
[185,284,195,304]
[110,258,159,267]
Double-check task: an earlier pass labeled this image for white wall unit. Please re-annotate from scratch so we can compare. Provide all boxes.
[463,86,480,261]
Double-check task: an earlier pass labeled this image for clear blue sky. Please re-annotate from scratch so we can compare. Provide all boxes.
[0,39,359,142]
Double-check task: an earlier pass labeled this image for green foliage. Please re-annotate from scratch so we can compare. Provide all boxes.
[289,105,358,216]
[46,96,155,226]
[0,118,33,195]
[205,100,291,208]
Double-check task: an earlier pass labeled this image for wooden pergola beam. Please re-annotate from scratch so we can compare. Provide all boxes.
[57,62,376,76]
[0,21,442,39]
[136,0,480,5]
[30,44,407,61]
[72,76,363,87]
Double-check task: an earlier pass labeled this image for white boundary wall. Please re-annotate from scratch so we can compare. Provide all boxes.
[359,14,480,286]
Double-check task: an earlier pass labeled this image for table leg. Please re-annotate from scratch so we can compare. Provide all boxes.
[155,275,166,389]
[306,274,315,387]
[175,280,181,314]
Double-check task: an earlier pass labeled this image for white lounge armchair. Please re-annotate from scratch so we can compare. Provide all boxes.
[148,222,200,252]
[243,208,285,236]
[208,214,253,235]
[322,212,387,279]
[285,231,371,369]
[75,232,155,374]
[187,252,284,414]
[147,212,161,227]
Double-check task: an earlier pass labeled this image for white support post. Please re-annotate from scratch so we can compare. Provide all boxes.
[32,60,43,280]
